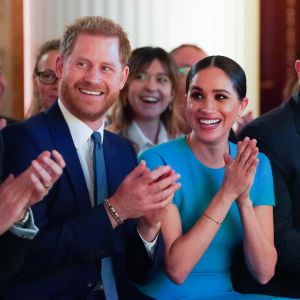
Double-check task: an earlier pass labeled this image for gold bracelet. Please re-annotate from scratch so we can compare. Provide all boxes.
[104,199,123,225]
[203,213,223,225]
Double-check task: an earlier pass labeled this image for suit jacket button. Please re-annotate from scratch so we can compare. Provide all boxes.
[87,281,93,288]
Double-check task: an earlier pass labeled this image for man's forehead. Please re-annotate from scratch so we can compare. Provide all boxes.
[70,34,119,54]
[174,47,207,66]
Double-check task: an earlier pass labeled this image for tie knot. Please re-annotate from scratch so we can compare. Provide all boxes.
[91,132,102,148]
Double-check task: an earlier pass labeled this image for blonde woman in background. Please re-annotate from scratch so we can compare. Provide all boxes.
[26,39,60,118]
[107,47,182,154]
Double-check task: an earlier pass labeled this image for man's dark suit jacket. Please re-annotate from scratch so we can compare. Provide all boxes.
[232,91,300,298]
[1,103,163,300]
[0,133,33,293]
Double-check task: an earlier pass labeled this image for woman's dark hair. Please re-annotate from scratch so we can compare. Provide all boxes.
[186,55,246,100]
[128,46,178,92]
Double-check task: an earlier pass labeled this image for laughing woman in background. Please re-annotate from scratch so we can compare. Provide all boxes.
[107,46,182,154]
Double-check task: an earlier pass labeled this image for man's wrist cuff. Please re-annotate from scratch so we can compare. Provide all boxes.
[14,209,30,227]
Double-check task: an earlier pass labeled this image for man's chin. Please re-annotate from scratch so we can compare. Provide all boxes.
[73,110,104,122]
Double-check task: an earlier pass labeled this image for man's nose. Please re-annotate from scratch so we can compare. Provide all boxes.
[84,68,103,84]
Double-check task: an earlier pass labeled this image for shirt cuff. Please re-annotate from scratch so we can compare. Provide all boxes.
[9,208,39,240]
[137,228,158,260]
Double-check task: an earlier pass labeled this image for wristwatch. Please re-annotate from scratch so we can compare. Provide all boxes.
[14,209,30,227]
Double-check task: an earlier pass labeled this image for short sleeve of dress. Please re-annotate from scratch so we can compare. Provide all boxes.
[138,147,168,171]
[251,152,275,207]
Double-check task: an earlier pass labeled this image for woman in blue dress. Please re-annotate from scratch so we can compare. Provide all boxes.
[137,56,289,299]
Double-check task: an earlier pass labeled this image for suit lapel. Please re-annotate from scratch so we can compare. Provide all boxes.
[103,131,121,196]
[45,103,92,212]
[103,131,135,197]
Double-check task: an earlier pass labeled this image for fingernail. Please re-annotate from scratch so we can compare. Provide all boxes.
[43,156,50,163]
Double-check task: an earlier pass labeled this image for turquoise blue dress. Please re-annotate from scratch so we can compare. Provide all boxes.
[137,137,289,300]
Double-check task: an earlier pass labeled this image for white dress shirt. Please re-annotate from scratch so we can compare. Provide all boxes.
[58,99,103,207]
[58,99,157,257]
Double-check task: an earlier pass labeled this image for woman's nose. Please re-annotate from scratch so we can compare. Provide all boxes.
[144,75,157,91]
[201,98,216,112]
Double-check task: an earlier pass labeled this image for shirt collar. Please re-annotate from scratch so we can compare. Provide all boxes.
[58,98,104,149]
[126,121,169,150]
[156,122,169,144]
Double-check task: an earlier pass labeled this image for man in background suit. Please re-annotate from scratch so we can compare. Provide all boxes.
[2,16,180,299]
[170,44,208,134]
[0,132,65,291]
[232,60,300,298]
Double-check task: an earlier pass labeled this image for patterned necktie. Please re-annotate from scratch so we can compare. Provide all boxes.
[91,132,119,299]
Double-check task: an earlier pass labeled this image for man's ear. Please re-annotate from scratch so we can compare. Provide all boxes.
[56,55,64,79]
[120,66,129,90]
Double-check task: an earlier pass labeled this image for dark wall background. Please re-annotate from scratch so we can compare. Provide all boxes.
[260,0,300,114]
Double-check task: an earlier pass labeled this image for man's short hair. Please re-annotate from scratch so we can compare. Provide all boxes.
[60,16,131,66]
[170,44,205,56]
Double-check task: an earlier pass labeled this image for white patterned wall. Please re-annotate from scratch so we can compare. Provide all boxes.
[23,0,259,116]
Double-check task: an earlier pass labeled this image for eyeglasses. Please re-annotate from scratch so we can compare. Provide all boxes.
[178,66,191,77]
[36,70,58,85]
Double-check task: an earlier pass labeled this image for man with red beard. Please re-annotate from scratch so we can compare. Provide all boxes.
[1,16,180,300]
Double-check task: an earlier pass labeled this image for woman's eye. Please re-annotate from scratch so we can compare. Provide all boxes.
[215,94,227,100]
[190,92,203,99]
[44,74,53,79]
[157,75,170,84]
[135,73,146,80]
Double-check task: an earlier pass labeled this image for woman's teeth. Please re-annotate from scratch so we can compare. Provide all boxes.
[142,96,159,103]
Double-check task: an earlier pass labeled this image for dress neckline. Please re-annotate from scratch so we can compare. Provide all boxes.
[182,136,236,171]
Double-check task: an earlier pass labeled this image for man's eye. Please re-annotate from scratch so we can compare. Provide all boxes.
[102,66,111,71]
[77,62,88,68]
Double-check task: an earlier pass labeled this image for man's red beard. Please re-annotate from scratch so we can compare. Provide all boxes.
[59,79,118,122]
